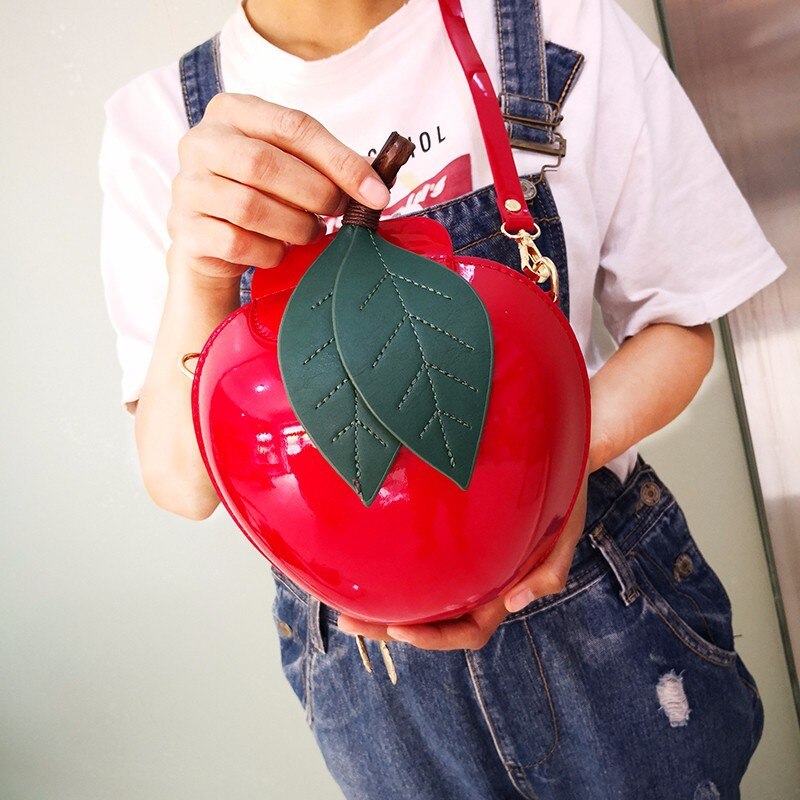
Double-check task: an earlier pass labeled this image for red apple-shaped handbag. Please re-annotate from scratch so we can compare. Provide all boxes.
[191,0,591,624]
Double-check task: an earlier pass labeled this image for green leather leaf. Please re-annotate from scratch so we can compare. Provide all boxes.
[278,233,401,506]
[332,225,493,489]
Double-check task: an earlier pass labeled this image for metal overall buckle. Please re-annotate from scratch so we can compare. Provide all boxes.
[502,99,567,195]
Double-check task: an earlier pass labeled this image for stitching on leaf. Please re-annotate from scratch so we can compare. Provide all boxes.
[371,318,406,368]
[311,290,332,310]
[333,394,388,498]
[408,314,475,349]
[420,408,472,440]
[360,274,388,309]
[358,419,388,446]
[303,337,334,364]
[419,411,438,438]
[427,362,477,392]
[398,364,426,409]
[314,376,349,409]
[332,420,356,442]
[366,231,461,469]
[352,394,362,494]
[388,271,451,299]
[359,264,452,311]
[441,410,471,428]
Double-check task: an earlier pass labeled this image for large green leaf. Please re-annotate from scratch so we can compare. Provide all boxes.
[332,225,493,488]
[277,233,401,506]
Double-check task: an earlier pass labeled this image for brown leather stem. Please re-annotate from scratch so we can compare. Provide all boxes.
[341,132,416,230]
[341,204,382,229]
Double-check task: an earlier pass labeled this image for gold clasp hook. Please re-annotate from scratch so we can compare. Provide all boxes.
[500,222,559,303]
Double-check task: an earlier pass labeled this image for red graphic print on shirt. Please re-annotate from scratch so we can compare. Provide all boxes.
[322,153,472,234]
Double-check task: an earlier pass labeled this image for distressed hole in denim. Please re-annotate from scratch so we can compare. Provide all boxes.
[656,670,690,727]
[693,781,720,800]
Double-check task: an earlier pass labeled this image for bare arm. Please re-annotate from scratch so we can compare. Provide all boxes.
[587,321,715,472]
[133,266,241,519]
[133,93,391,519]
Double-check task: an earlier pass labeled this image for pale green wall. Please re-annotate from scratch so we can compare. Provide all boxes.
[1,1,797,798]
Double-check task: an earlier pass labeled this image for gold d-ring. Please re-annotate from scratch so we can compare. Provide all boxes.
[179,352,201,378]
[500,221,542,240]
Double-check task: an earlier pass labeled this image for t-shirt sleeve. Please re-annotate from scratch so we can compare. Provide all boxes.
[593,51,788,345]
[98,68,184,408]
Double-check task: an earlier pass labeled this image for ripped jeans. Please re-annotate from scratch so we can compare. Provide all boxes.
[270,455,764,799]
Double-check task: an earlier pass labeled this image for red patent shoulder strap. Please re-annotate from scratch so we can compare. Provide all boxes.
[438,0,535,233]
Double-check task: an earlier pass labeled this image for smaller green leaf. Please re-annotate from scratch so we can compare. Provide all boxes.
[332,226,493,488]
[278,233,401,505]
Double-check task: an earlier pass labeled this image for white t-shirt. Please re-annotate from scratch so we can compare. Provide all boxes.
[98,0,787,484]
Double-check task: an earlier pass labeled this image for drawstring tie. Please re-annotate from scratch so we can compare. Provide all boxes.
[355,635,398,685]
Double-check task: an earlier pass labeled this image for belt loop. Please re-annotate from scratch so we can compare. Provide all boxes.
[588,523,639,606]
[307,596,327,654]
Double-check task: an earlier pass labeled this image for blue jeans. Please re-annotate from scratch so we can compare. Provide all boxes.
[271,455,763,799]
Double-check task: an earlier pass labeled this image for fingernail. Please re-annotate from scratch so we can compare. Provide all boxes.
[506,588,535,613]
[386,626,411,643]
[358,175,390,209]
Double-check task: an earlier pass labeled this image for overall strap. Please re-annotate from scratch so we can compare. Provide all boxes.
[179,31,224,128]
[494,0,576,155]
[440,0,583,238]
[495,0,586,206]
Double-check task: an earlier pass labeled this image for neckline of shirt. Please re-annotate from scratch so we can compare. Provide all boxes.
[222,0,442,88]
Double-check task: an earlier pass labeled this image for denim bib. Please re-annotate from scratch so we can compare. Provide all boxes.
[178,0,584,321]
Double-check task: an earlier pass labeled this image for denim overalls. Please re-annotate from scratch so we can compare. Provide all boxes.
[178,3,764,797]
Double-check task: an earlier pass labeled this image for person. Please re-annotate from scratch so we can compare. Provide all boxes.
[98,0,787,797]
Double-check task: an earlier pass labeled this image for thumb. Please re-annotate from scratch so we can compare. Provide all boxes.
[504,562,569,614]
[504,472,591,613]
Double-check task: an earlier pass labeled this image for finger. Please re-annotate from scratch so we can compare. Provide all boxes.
[188,173,326,245]
[504,475,590,613]
[386,615,489,651]
[194,128,345,216]
[183,214,287,270]
[337,616,393,642]
[208,94,391,209]
[504,563,569,614]
[386,599,507,652]
[503,514,584,613]
[471,597,510,628]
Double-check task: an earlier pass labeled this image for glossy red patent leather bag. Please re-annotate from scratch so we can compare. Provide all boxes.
[191,0,591,624]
